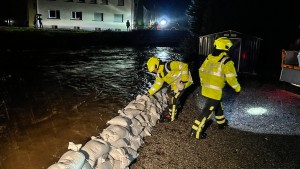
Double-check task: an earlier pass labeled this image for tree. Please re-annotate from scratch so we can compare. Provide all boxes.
[186,0,209,36]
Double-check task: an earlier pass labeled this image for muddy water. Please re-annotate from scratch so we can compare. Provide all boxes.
[0,46,184,169]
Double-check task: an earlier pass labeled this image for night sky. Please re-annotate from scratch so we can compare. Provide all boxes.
[154,0,299,43]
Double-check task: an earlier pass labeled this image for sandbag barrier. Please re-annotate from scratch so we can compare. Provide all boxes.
[48,88,169,169]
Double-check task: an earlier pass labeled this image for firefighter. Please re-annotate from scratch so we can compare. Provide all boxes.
[190,37,241,139]
[146,56,193,122]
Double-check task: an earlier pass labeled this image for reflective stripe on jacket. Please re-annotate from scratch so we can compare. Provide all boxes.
[148,61,193,95]
[199,52,240,100]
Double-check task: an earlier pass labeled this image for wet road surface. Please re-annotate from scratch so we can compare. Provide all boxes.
[131,75,300,169]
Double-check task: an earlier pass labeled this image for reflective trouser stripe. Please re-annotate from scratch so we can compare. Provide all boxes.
[171,105,176,121]
[168,92,181,121]
[195,117,206,139]
[191,111,214,139]
[217,119,226,124]
[175,92,180,98]
[194,119,200,125]
[208,112,214,120]
[215,115,225,119]
[215,115,225,124]
[192,119,201,131]
[191,118,206,139]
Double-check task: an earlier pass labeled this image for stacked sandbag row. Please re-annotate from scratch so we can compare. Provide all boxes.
[48,88,169,169]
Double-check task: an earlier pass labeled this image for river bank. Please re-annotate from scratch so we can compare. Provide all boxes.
[0,27,190,50]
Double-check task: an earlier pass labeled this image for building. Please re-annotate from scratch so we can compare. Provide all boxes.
[199,30,263,74]
[27,0,135,31]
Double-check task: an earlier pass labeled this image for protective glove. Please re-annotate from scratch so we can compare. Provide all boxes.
[176,80,185,91]
[235,85,241,93]
[180,80,188,84]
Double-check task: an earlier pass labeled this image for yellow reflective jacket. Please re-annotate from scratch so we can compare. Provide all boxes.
[199,52,240,100]
[148,61,193,96]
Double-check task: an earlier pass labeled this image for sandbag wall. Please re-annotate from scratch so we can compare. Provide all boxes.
[48,88,169,169]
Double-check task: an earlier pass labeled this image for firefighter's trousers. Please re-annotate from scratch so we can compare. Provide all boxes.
[191,97,226,139]
[164,88,185,121]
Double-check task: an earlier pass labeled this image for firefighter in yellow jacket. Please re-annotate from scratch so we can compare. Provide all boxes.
[190,37,241,139]
[146,56,193,122]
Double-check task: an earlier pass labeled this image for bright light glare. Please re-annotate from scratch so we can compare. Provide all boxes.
[157,51,168,59]
[247,107,267,115]
[160,19,167,26]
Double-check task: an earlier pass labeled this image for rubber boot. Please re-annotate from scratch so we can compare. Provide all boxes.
[200,132,207,139]
[218,119,229,129]
[190,130,207,139]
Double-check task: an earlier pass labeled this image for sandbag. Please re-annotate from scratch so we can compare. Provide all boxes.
[109,147,132,168]
[108,138,130,148]
[106,125,132,140]
[128,135,143,151]
[68,142,82,151]
[100,125,132,142]
[124,102,145,111]
[51,150,85,169]
[82,160,93,169]
[140,112,150,123]
[95,156,113,169]
[140,127,152,137]
[130,118,143,136]
[48,88,170,169]
[106,116,132,127]
[80,139,110,168]
[135,94,150,103]
[123,108,143,119]
[134,114,147,127]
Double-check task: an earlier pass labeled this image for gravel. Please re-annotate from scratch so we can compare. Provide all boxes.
[130,76,300,169]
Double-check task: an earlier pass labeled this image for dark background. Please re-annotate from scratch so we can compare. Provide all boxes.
[0,0,300,79]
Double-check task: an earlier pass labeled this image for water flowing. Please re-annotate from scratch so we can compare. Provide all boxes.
[0,46,184,169]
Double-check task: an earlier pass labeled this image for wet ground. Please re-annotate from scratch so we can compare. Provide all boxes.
[130,75,300,169]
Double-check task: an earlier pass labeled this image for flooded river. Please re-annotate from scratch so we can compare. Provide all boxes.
[0,46,185,169]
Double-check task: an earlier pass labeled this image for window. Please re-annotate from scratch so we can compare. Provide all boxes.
[114,14,123,22]
[94,13,104,21]
[64,0,73,2]
[71,12,82,20]
[48,10,60,19]
[90,0,97,4]
[77,0,85,3]
[117,0,124,6]
[101,0,108,5]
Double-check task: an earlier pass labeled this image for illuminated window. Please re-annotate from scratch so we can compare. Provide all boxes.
[71,11,82,20]
[94,13,104,21]
[48,10,60,19]
[114,14,123,22]
[117,0,124,6]
[102,0,108,5]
